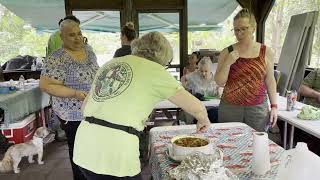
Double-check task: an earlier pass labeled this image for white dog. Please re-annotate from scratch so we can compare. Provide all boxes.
[0,127,49,173]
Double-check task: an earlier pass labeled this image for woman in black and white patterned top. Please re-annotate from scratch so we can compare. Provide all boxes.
[40,18,98,180]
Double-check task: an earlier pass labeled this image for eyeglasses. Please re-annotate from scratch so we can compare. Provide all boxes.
[232,26,250,33]
[165,58,173,69]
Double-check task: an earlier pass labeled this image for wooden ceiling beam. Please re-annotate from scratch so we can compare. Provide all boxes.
[66,0,123,11]
[134,0,184,10]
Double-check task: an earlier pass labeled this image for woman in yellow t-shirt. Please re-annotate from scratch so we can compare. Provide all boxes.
[73,32,211,179]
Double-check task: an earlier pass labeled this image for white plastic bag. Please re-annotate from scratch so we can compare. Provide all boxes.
[276,142,320,180]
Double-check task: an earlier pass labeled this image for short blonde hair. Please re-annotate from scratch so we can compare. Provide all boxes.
[198,56,212,69]
[234,8,256,27]
[131,32,173,66]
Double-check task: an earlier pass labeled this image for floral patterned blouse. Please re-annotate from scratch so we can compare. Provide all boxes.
[41,47,99,121]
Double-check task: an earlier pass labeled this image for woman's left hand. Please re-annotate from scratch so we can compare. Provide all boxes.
[270,108,278,127]
[75,90,87,101]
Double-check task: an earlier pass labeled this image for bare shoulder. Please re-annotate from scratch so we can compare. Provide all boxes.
[265,46,274,56]
[266,49,275,64]
[262,45,274,63]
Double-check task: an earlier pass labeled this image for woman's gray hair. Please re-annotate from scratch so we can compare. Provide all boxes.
[60,19,79,32]
[198,56,212,69]
[131,32,173,66]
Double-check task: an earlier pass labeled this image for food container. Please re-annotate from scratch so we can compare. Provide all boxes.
[171,135,212,157]
[0,114,37,144]
[0,87,10,94]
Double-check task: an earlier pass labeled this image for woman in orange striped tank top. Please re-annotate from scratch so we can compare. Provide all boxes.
[214,9,278,132]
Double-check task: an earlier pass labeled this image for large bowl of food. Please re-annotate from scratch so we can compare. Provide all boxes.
[171,135,212,157]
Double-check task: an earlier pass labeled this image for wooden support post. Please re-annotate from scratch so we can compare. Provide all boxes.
[179,0,188,78]
[121,0,139,37]
[64,0,72,15]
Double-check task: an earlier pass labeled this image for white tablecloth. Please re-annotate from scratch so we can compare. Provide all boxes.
[277,96,320,139]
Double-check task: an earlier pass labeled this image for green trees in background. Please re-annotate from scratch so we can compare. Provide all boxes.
[187,7,239,53]
[0,3,237,66]
[0,1,319,66]
[0,5,49,64]
[265,0,320,66]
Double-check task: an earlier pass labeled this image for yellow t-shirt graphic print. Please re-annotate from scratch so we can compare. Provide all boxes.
[93,62,133,101]
[73,55,182,177]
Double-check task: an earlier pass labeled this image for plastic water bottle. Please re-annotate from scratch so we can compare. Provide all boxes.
[9,79,15,91]
[35,57,43,70]
[18,75,25,90]
[31,60,36,71]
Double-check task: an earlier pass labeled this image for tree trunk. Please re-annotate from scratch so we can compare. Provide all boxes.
[316,31,320,67]
[273,0,286,62]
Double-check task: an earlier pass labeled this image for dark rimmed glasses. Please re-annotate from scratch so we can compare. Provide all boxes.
[231,26,250,33]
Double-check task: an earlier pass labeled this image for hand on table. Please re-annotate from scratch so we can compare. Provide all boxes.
[196,118,211,133]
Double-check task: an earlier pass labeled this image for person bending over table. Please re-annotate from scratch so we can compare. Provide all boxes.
[214,8,278,132]
[72,32,211,180]
[40,19,99,180]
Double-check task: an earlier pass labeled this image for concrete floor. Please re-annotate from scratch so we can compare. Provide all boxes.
[0,141,152,180]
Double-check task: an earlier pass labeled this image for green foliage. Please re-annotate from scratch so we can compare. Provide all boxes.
[83,32,120,54]
[0,4,50,65]
[265,0,320,67]
[0,1,319,67]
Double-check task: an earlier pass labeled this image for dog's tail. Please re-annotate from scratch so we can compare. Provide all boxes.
[0,147,13,173]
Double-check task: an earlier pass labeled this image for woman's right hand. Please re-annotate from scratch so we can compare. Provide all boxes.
[225,50,240,66]
[196,118,211,133]
[74,90,87,101]
[168,89,211,132]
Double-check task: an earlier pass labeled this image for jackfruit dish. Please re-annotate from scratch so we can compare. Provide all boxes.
[174,137,209,147]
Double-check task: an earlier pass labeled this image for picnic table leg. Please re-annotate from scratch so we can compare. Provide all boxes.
[162,109,173,119]
[176,109,180,125]
[284,121,288,149]
[289,125,295,149]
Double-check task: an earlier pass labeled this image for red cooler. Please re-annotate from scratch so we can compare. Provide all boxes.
[0,114,37,144]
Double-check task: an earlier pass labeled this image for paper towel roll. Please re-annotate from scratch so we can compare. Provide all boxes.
[252,132,271,175]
